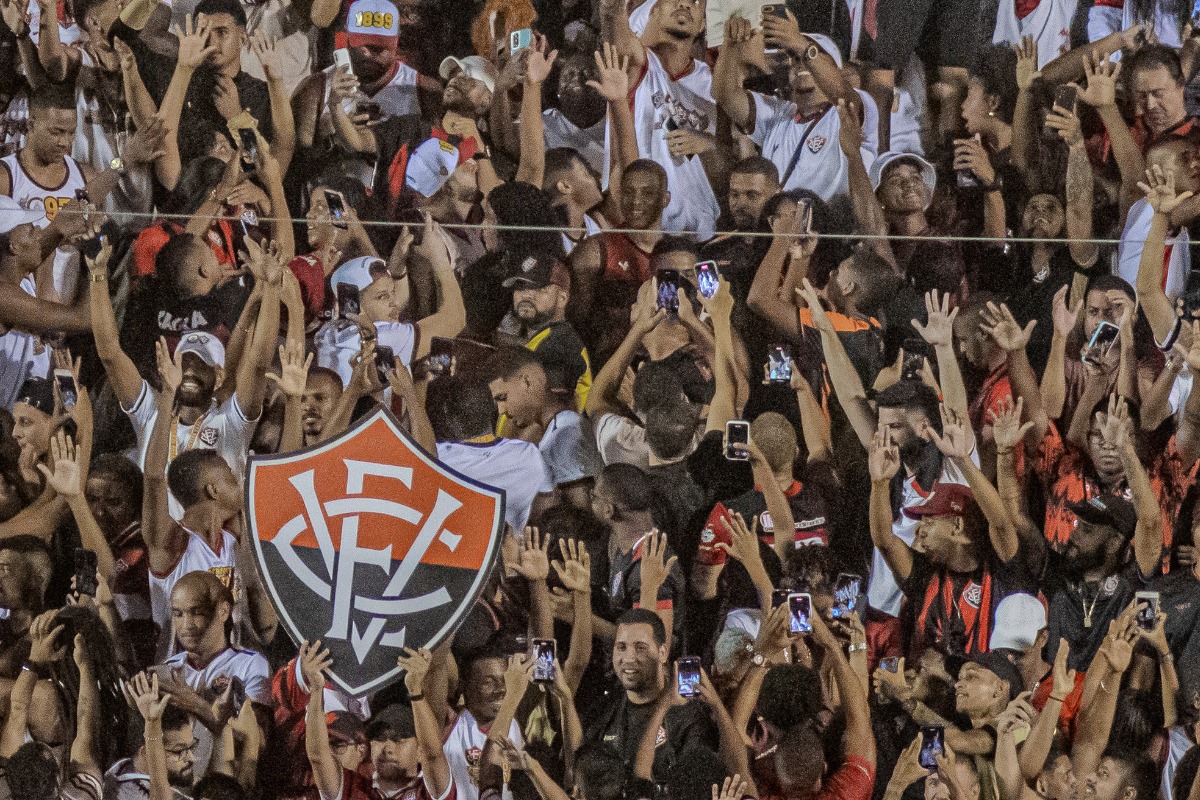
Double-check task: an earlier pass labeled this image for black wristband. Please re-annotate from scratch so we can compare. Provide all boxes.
[408,693,424,703]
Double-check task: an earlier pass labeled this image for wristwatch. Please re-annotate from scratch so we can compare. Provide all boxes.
[802,43,820,63]
[751,652,767,667]
[109,156,126,175]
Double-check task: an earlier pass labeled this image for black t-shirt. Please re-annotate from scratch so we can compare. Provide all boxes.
[976,245,1076,377]
[1045,559,1146,672]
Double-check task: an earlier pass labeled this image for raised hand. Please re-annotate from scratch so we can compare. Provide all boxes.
[665,129,715,158]
[266,340,313,399]
[1045,106,1083,146]
[953,135,996,185]
[397,646,432,694]
[27,610,65,665]
[249,32,282,82]
[123,116,168,166]
[36,431,82,497]
[912,290,958,347]
[1079,49,1120,108]
[1100,609,1137,673]
[298,639,333,693]
[1013,35,1040,91]
[552,538,591,594]
[872,656,911,704]
[524,33,558,85]
[797,278,834,334]
[1049,638,1076,700]
[1051,284,1082,337]
[329,65,361,103]
[1100,393,1132,451]
[128,670,171,722]
[835,98,863,158]
[716,511,762,566]
[713,774,750,800]
[995,691,1035,736]
[761,7,805,55]
[868,429,901,481]
[987,396,1033,453]
[639,530,677,594]
[980,301,1035,353]
[929,405,973,460]
[0,0,29,37]
[155,336,182,395]
[173,16,216,70]
[1138,164,1195,215]
[511,527,551,582]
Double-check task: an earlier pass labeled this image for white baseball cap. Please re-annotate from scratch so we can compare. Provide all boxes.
[438,55,498,95]
[331,256,388,292]
[869,151,938,194]
[175,331,227,368]
[988,593,1047,653]
[345,0,400,47]
[804,33,842,69]
[404,137,470,198]
[0,196,45,234]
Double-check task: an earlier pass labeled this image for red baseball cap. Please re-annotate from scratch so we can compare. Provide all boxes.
[907,482,977,518]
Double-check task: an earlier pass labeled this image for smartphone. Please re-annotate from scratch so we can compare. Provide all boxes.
[427,336,454,378]
[74,547,98,597]
[761,4,788,53]
[676,656,701,698]
[832,573,862,620]
[73,187,91,225]
[902,338,932,382]
[771,588,791,609]
[1081,321,1120,366]
[324,189,348,230]
[374,345,395,385]
[696,260,720,299]
[1135,590,1160,631]
[333,47,354,75]
[54,368,77,408]
[336,282,362,320]
[797,197,813,233]
[919,725,945,770]
[1182,270,1200,320]
[880,656,900,673]
[228,675,247,710]
[725,420,750,461]
[510,28,532,54]
[358,100,383,121]
[1053,85,1079,115]
[767,344,793,384]
[788,592,813,634]
[237,128,258,172]
[657,269,681,313]
[532,638,556,682]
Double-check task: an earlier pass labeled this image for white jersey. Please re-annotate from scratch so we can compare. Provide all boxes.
[623,48,720,239]
[147,527,239,662]
[163,646,271,705]
[240,0,315,97]
[444,709,524,800]
[543,108,607,179]
[318,61,420,139]
[1089,1,1182,49]
[437,439,553,533]
[749,88,878,201]
[0,276,51,410]
[74,50,153,221]
[891,57,929,156]
[315,318,417,386]
[25,0,80,46]
[993,0,1076,67]
[1,151,86,303]
[125,379,258,518]
[1119,197,1189,302]
[629,0,657,35]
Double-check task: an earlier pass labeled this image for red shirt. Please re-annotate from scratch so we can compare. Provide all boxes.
[339,769,455,800]
[761,755,875,800]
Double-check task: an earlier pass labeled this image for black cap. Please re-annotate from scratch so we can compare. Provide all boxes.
[502,250,570,291]
[966,651,1024,701]
[1068,494,1138,541]
[15,378,54,416]
[365,704,416,741]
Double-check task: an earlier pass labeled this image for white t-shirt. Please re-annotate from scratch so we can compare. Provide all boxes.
[622,48,720,238]
[543,109,607,179]
[993,0,1075,68]
[1089,1,1182,50]
[436,439,553,533]
[0,276,50,410]
[563,213,602,255]
[125,379,257,519]
[592,412,650,469]
[1119,196,1188,302]
[444,709,524,800]
[866,446,980,617]
[240,0,316,98]
[147,527,239,663]
[539,410,601,487]
[748,89,878,201]
[315,319,418,387]
[162,646,271,705]
[1,151,86,303]
[891,56,929,156]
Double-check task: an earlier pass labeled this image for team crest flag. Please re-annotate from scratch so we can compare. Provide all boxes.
[246,407,505,697]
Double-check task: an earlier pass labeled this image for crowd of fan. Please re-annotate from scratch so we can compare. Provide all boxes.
[6,0,1200,798]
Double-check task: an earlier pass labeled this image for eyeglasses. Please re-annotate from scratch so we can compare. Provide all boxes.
[164,742,196,759]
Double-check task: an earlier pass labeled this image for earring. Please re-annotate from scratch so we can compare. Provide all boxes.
[988,110,996,118]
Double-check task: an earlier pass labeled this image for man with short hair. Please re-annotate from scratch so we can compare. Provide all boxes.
[544,148,606,255]
[1126,45,1194,147]
[300,367,344,447]
[104,703,198,799]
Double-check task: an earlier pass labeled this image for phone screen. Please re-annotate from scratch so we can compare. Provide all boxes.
[919,726,945,769]
[55,369,77,408]
[324,190,348,229]
[74,547,97,597]
[1135,592,1159,631]
[334,47,354,75]
[725,420,750,460]
[336,282,362,320]
[696,261,719,299]
[880,656,900,673]
[238,129,258,170]
[657,270,680,313]
[788,593,813,634]
[428,337,454,377]
[1053,85,1078,114]
[1081,321,1120,366]
[832,573,862,620]
[510,28,532,54]
[374,345,395,385]
[767,344,792,384]
[532,639,556,682]
[677,657,701,697]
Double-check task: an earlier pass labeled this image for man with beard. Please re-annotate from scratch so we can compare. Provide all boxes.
[504,249,591,412]
[569,159,669,368]
[104,697,198,798]
[300,367,344,447]
[599,0,721,238]
[544,46,609,177]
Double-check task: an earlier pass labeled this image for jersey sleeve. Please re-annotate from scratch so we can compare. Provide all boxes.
[376,320,417,366]
[244,652,273,705]
[747,92,789,147]
[541,418,592,486]
[123,378,154,424]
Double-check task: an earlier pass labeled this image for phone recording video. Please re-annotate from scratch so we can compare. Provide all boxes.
[532,639,556,682]
[1135,591,1159,631]
[55,368,77,408]
[324,189,348,229]
[676,656,701,698]
[879,656,900,673]
[919,726,945,770]
[510,28,532,54]
[696,261,720,299]
[767,344,792,384]
[74,547,98,597]
[374,345,395,386]
[725,420,750,461]
[1053,85,1079,115]
[1081,321,1119,367]
[657,269,681,313]
[901,338,932,382]
[237,128,258,172]
[427,337,455,378]
[788,592,813,634]
[832,573,862,620]
[336,282,361,320]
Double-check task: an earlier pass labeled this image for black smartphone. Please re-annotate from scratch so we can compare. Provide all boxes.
[788,592,813,634]
[1053,85,1079,115]
[676,656,701,698]
[324,189,348,230]
[74,547,98,597]
[761,3,789,20]
[657,269,681,313]
[880,656,900,673]
[797,197,813,233]
[771,588,791,609]
[54,368,77,408]
[832,573,862,620]
[919,725,945,770]
[725,420,750,461]
[427,336,454,378]
[902,338,932,381]
[1182,270,1200,320]
[767,344,793,384]
[237,128,258,172]
[228,675,247,710]
[336,282,362,320]
[532,638,556,682]
[1081,321,1120,366]
[696,260,720,299]
[1135,591,1160,631]
[374,345,395,386]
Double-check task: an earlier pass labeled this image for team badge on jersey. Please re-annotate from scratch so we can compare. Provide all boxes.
[806,135,827,154]
[246,407,506,697]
